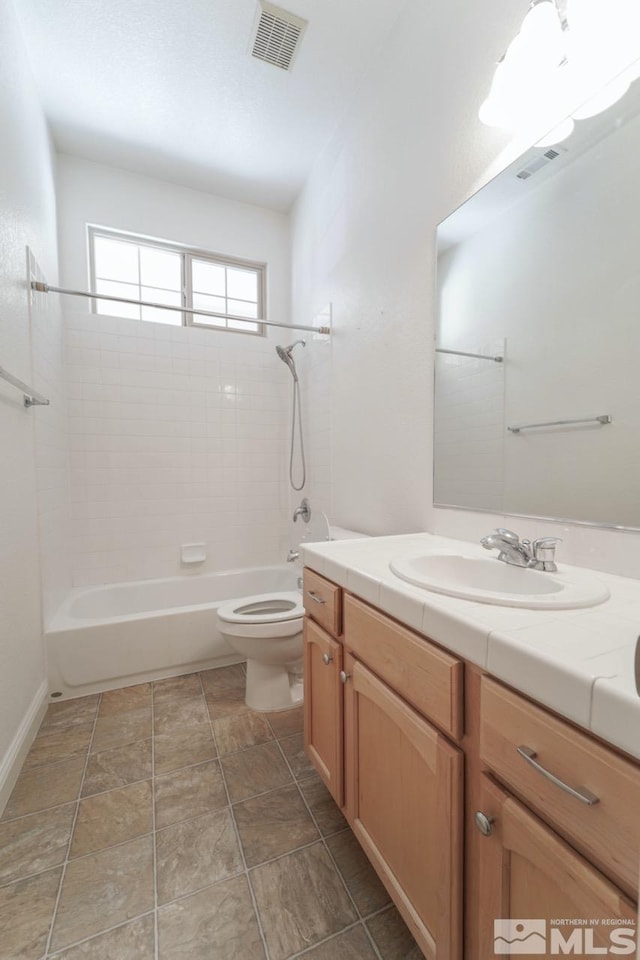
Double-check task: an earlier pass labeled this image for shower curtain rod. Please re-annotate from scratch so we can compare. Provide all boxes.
[31,282,331,336]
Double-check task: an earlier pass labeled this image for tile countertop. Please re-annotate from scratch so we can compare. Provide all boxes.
[301,532,640,762]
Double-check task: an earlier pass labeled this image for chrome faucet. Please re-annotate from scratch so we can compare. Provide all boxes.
[480,528,561,573]
[292,498,311,523]
[287,549,299,563]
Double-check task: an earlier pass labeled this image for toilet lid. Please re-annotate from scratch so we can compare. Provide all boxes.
[217,591,304,625]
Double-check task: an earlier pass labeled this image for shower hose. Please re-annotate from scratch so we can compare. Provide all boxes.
[289,377,306,491]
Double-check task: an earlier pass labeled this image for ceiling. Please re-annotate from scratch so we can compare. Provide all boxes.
[13,0,410,211]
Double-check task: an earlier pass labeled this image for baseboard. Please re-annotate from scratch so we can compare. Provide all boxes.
[0,680,49,816]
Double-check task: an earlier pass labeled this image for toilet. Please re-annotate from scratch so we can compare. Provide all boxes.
[217,591,305,712]
[217,523,368,712]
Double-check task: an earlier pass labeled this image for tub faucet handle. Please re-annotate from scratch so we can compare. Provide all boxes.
[293,498,311,523]
[287,549,299,563]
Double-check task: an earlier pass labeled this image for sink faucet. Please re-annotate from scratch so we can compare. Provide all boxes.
[481,528,562,572]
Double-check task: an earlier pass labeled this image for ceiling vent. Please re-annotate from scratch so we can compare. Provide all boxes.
[251,1,308,71]
[516,147,566,181]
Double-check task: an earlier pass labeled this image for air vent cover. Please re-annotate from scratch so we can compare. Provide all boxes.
[516,146,567,181]
[251,1,307,71]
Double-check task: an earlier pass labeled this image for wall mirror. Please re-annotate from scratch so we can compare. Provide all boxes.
[434,69,640,530]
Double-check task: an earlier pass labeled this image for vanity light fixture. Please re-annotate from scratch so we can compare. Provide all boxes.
[480,0,640,143]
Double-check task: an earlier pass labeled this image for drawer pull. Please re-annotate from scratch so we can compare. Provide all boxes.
[339,670,351,684]
[322,653,333,665]
[306,590,326,605]
[517,745,600,806]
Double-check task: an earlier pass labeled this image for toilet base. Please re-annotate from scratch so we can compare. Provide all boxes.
[245,659,303,712]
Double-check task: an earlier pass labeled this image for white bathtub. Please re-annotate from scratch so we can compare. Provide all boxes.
[46,565,299,699]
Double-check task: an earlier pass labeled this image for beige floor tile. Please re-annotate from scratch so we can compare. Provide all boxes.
[153,724,216,775]
[279,732,315,779]
[156,808,242,905]
[200,665,247,720]
[49,914,154,959]
[302,925,379,959]
[365,906,423,960]
[213,712,273,756]
[81,740,152,797]
[90,707,151,753]
[0,866,62,960]
[267,705,304,739]
[154,761,227,829]
[234,783,318,867]
[157,874,265,960]
[327,830,390,916]
[250,842,357,960]
[40,697,99,732]
[70,780,153,858]
[50,835,154,951]
[221,741,292,802]
[153,698,209,737]
[153,674,203,704]
[299,776,348,837]
[23,722,94,769]
[2,757,84,820]
[99,683,152,717]
[0,803,75,885]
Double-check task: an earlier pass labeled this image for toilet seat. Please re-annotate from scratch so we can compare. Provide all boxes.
[217,591,304,625]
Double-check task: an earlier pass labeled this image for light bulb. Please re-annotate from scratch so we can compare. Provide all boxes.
[536,117,575,146]
[518,0,567,69]
[572,74,630,119]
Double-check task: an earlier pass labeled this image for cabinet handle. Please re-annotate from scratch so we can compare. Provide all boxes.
[306,591,326,605]
[516,745,599,806]
[339,670,351,684]
[474,811,494,837]
[322,653,333,665]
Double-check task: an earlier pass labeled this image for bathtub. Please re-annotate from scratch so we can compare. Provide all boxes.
[46,565,299,699]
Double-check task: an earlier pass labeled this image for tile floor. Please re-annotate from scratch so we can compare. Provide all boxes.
[0,665,423,960]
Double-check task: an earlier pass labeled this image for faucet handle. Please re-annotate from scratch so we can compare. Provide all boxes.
[532,537,562,571]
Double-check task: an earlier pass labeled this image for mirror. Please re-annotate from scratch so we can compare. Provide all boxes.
[434,72,640,530]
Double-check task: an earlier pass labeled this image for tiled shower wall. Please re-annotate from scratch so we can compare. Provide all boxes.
[56,154,294,589]
[66,310,291,586]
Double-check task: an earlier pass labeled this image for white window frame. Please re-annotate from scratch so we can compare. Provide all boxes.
[87,225,266,336]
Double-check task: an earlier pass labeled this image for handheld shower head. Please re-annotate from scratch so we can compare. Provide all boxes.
[275,340,306,381]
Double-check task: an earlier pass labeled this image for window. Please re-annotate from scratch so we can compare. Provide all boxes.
[89,227,265,335]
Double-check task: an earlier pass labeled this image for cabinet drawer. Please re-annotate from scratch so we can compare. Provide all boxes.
[344,594,463,740]
[303,569,342,636]
[480,677,640,897]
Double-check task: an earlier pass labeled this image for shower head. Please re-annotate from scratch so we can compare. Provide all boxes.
[275,340,305,381]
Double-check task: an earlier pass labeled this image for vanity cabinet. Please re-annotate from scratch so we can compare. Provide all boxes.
[344,652,463,959]
[303,616,344,805]
[302,570,464,960]
[474,775,637,958]
[302,568,640,960]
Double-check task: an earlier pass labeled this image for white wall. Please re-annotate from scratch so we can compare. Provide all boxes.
[0,0,61,775]
[290,0,524,538]
[56,156,293,585]
[290,0,640,578]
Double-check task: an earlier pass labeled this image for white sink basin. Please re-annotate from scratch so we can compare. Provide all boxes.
[389,553,610,609]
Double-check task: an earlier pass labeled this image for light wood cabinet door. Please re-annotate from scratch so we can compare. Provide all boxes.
[344,654,463,960]
[303,617,343,805]
[475,775,637,958]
